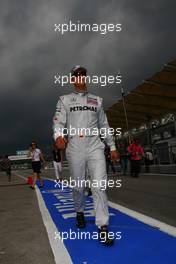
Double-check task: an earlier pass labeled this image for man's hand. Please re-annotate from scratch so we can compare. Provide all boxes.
[55,137,67,150]
[110,150,120,163]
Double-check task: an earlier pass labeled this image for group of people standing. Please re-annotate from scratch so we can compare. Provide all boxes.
[0,138,152,185]
[117,138,154,177]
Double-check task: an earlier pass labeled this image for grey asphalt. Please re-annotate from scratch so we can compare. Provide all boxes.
[39,168,176,227]
[0,172,55,264]
[19,168,176,227]
[14,169,176,227]
[0,168,176,264]
[107,173,176,227]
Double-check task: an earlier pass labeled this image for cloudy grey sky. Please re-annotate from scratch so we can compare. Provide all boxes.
[0,0,176,154]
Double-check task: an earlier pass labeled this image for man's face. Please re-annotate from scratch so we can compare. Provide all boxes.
[71,73,87,90]
[31,143,36,149]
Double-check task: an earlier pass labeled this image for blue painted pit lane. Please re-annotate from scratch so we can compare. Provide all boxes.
[37,179,176,264]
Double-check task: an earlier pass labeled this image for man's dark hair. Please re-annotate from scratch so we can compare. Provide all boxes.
[71,66,87,77]
[31,141,37,147]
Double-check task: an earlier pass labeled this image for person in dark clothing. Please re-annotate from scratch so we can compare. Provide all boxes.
[2,155,11,182]
[104,144,116,174]
[52,143,63,181]
[118,143,128,175]
[144,150,153,173]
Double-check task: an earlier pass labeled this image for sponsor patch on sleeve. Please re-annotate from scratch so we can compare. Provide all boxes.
[87,96,98,106]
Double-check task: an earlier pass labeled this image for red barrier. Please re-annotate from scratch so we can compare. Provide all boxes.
[27,176,33,185]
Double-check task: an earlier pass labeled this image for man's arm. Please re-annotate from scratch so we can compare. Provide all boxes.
[39,149,48,169]
[39,151,45,163]
[53,97,67,149]
[27,147,32,158]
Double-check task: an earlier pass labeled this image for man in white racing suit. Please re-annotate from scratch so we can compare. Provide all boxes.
[53,66,119,246]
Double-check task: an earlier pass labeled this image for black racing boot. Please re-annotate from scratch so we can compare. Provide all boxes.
[76,212,86,228]
[98,225,114,246]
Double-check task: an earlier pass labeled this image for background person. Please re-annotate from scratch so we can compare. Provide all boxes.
[104,143,116,175]
[118,142,128,176]
[52,143,63,181]
[2,155,11,182]
[28,142,46,189]
[144,149,154,173]
[128,139,144,177]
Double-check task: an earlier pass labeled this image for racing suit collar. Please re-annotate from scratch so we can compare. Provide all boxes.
[73,90,88,96]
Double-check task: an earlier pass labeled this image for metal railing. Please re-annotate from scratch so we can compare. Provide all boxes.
[153,145,176,165]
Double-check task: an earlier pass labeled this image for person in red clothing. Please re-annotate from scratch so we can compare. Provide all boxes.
[127,139,144,177]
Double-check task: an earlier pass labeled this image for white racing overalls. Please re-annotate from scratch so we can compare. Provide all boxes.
[53,91,116,226]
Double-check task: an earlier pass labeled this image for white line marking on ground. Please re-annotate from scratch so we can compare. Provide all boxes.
[15,172,176,238]
[13,171,27,181]
[15,172,73,264]
[35,187,73,264]
[41,177,176,237]
[108,201,176,237]
[14,172,27,180]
